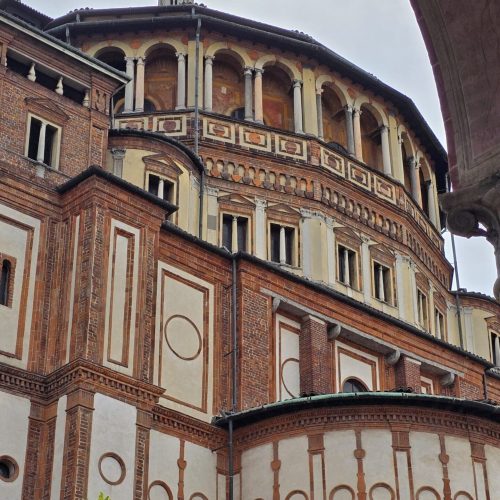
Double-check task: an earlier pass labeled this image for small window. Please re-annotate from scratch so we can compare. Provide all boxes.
[338,245,358,288]
[270,223,295,266]
[0,456,18,482]
[342,378,368,393]
[417,289,429,330]
[221,214,248,253]
[491,331,500,366]
[26,115,60,168]
[147,174,174,203]
[0,260,11,307]
[434,309,444,339]
[373,262,392,304]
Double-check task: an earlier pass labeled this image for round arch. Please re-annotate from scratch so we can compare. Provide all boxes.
[316,75,350,107]
[329,485,356,500]
[139,38,187,58]
[341,377,369,393]
[148,480,174,500]
[355,98,388,127]
[285,490,309,500]
[255,55,301,81]
[205,42,252,68]
[89,41,132,58]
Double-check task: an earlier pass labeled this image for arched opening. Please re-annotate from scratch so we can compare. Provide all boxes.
[144,45,178,111]
[0,259,11,306]
[322,85,347,149]
[419,168,429,216]
[262,65,293,131]
[360,106,383,171]
[342,378,368,393]
[96,48,126,111]
[401,141,413,193]
[212,52,245,117]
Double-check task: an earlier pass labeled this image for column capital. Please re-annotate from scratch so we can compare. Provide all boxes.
[344,104,354,113]
[407,156,418,169]
[352,107,362,117]
[205,54,215,63]
[254,197,267,209]
[176,52,186,61]
[136,56,145,65]
[205,186,219,197]
[293,79,303,88]
[254,67,264,76]
[244,66,253,76]
[111,147,126,159]
[379,124,389,134]
[124,56,135,63]
[316,87,324,96]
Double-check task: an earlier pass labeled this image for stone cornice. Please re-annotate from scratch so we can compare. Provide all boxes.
[0,359,165,409]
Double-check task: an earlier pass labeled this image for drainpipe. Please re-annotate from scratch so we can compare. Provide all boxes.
[228,256,238,500]
[446,174,465,349]
[192,7,204,239]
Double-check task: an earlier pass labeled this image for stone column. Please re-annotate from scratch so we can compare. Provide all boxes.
[300,209,313,278]
[408,157,422,207]
[326,217,336,285]
[353,107,363,161]
[231,216,238,253]
[37,121,47,163]
[244,67,253,120]
[345,105,355,155]
[254,198,267,259]
[293,79,304,134]
[254,68,264,123]
[204,55,214,112]
[158,179,165,200]
[176,52,186,110]
[316,88,324,140]
[377,264,385,302]
[409,261,419,326]
[134,56,145,112]
[111,148,126,177]
[463,306,475,352]
[395,253,408,321]
[279,226,286,264]
[343,248,350,286]
[361,236,371,303]
[494,335,500,366]
[380,125,392,176]
[124,56,135,112]
[426,180,438,226]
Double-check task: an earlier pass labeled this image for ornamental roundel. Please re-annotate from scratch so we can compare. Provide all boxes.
[98,452,126,486]
[281,357,300,398]
[164,315,203,361]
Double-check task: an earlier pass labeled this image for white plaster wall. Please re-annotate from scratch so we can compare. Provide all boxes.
[148,431,179,496]
[103,219,140,376]
[155,262,214,421]
[0,392,30,499]
[279,435,309,497]
[184,441,218,499]
[324,430,358,493]
[50,395,67,500]
[445,436,475,497]
[0,203,40,368]
[241,443,273,499]
[409,432,442,494]
[362,430,395,492]
[336,341,378,391]
[276,314,300,401]
[87,394,137,500]
[485,445,500,499]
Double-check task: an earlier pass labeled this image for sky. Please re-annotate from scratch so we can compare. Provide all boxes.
[27,0,497,296]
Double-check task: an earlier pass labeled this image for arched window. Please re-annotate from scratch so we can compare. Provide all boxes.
[342,378,368,393]
[0,260,11,306]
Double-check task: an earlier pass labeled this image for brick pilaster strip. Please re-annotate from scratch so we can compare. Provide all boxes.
[134,409,152,500]
[60,389,94,500]
[395,355,421,393]
[300,315,331,395]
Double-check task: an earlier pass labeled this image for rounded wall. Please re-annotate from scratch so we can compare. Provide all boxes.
[236,405,499,500]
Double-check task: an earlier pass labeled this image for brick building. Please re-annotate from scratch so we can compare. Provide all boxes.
[0,1,499,499]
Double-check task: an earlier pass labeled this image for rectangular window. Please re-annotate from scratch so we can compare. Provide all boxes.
[147,173,174,202]
[373,262,392,304]
[221,214,248,253]
[270,223,295,266]
[434,308,444,339]
[417,289,429,330]
[491,331,500,366]
[338,245,358,288]
[26,115,60,168]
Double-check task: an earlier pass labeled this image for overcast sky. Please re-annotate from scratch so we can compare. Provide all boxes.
[27,0,497,296]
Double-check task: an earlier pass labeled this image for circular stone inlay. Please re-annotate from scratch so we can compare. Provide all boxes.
[281,358,300,398]
[164,315,202,361]
[98,453,126,486]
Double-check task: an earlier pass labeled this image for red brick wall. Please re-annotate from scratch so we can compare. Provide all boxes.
[395,356,422,393]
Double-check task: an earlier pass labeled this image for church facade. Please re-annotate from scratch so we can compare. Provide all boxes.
[0,1,499,499]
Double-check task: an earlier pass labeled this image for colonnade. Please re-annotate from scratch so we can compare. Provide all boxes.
[118,51,440,228]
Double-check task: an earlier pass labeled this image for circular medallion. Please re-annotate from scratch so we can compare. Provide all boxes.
[164,315,202,361]
[98,452,126,486]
